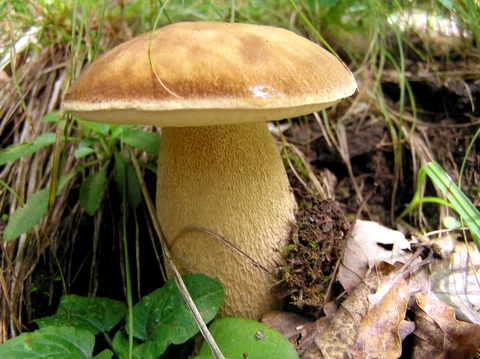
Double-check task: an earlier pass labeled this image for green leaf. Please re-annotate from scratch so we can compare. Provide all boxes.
[423,161,480,250]
[93,350,114,359]
[0,326,98,358]
[113,152,126,196]
[111,125,134,139]
[0,133,56,166]
[195,317,299,359]
[78,138,98,148]
[41,110,60,123]
[34,294,127,335]
[3,171,77,241]
[113,274,224,359]
[398,161,480,251]
[113,153,141,209]
[4,188,47,242]
[75,138,99,158]
[84,121,111,135]
[75,147,97,159]
[120,129,160,155]
[125,162,141,209]
[112,331,139,359]
[443,216,462,229]
[438,0,453,10]
[3,187,50,241]
[80,166,107,215]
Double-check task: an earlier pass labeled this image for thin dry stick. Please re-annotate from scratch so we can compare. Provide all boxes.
[129,149,224,359]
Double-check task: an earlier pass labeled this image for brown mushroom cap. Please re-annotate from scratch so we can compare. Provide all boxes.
[62,21,356,125]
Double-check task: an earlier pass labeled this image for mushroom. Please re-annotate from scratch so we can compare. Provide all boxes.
[62,21,356,319]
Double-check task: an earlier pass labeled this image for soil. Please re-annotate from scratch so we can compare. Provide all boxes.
[272,192,350,320]
[286,54,480,229]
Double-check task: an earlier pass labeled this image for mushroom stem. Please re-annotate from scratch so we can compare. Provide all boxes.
[156,122,296,319]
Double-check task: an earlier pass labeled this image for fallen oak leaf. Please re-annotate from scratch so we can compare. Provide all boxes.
[412,292,480,359]
[301,262,409,359]
[338,220,411,294]
[350,262,410,358]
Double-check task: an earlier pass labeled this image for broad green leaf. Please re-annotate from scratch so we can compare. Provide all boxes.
[80,166,107,215]
[84,121,111,135]
[113,152,126,196]
[78,138,98,148]
[113,153,141,209]
[0,326,97,358]
[3,186,50,241]
[93,350,114,359]
[3,171,77,241]
[112,331,139,359]
[195,317,299,359]
[111,125,134,139]
[120,129,160,155]
[74,147,97,159]
[0,133,55,166]
[41,110,60,123]
[125,162,141,209]
[113,274,224,359]
[75,138,99,159]
[34,294,127,335]
[130,274,223,341]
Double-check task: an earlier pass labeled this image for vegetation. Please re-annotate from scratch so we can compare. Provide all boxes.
[1,0,479,357]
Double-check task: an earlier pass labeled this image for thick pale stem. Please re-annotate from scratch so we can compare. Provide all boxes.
[156,122,296,319]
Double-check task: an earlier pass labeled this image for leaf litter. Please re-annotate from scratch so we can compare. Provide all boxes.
[267,194,480,358]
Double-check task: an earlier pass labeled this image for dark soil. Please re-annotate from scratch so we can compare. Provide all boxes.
[286,54,480,229]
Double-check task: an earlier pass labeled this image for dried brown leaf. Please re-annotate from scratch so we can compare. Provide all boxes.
[412,292,480,359]
[351,263,410,358]
[302,263,409,359]
[338,220,411,294]
[301,272,372,358]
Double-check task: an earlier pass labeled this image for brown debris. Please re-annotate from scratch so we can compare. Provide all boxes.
[412,292,480,359]
[273,192,349,318]
[299,263,410,359]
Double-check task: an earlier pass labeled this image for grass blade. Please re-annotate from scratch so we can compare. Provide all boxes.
[423,162,480,249]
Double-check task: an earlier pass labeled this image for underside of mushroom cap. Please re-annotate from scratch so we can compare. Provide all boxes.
[62,21,357,127]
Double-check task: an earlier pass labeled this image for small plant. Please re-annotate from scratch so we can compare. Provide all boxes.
[0,274,298,359]
[0,274,222,358]
[1,114,159,242]
[398,161,480,249]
